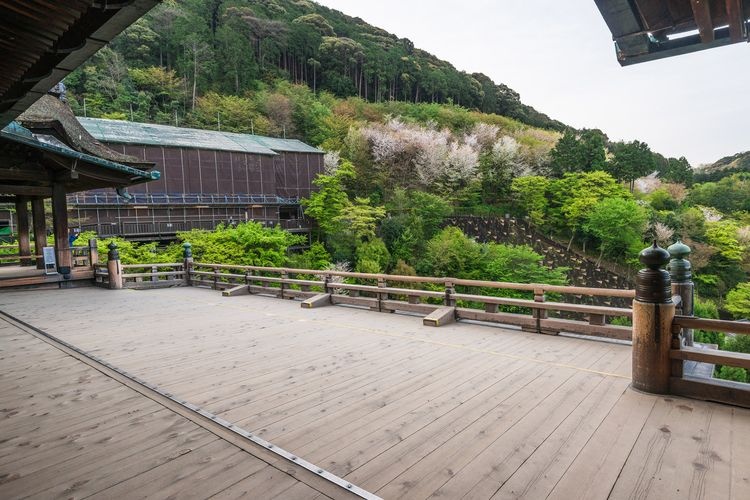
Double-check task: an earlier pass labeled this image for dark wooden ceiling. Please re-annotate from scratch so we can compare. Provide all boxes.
[595,0,750,64]
[0,0,158,128]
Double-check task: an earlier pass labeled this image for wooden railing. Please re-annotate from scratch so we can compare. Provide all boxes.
[669,316,750,407]
[0,242,95,268]
[187,262,634,341]
[121,263,186,289]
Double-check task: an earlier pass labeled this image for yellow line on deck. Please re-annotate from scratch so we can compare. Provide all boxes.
[177,290,632,381]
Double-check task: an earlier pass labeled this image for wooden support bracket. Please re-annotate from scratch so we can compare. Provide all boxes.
[423,306,456,327]
[301,293,332,309]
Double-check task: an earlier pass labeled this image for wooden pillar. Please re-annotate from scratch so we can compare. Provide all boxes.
[15,197,32,266]
[667,240,694,346]
[51,183,72,277]
[632,242,675,394]
[107,242,123,289]
[31,198,46,269]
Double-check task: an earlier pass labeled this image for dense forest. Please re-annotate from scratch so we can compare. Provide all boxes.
[64,0,563,130]
[58,0,750,381]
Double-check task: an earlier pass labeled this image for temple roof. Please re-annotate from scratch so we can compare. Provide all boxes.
[0,121,159,198]
[595,0,750,65]
[79,118,325,156]
[18,95,152,169]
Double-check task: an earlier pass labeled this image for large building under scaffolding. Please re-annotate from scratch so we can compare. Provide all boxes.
[67,118,325,240]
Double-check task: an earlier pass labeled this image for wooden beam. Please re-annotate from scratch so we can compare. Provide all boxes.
[14,196,31,266]
[300,293,332,309]
[0,184,52,196]
[51,182,71,275]
[670,376,750,408]
[725,0,745,42]
[31,197,46,269]
[0,168,51,183]
[691,0,715,42]
[423,306,456,327]
[222,284,250,297]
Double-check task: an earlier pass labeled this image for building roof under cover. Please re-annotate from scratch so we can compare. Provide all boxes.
[0,0,159,128]
[595,0,750,65]
[79,118,325,156]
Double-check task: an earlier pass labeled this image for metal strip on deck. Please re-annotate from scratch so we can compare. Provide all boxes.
[0,310,381,500]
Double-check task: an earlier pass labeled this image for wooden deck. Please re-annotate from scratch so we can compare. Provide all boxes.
[1,287,749,499]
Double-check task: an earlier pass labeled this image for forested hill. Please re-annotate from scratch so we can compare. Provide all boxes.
[695,151,750,182]
[63,0,563,131]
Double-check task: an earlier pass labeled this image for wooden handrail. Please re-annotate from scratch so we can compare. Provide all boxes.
[191,262,635,300]
[121,263,183,269]
[670,346,750,370]
[673,316,750,336]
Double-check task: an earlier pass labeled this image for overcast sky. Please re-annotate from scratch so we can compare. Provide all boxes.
[315,0,748,166]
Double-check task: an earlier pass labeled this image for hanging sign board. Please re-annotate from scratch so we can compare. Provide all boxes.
[43,247,57,275]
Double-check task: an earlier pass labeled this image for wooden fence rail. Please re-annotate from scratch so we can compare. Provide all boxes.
[186,261,634,341]
[670,315,750,407]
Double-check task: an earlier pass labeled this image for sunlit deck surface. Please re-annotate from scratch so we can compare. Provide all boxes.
[1,287,749,499]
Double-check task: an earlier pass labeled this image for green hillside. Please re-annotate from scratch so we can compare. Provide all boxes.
[63,0,563,131]
[695,151,750,182]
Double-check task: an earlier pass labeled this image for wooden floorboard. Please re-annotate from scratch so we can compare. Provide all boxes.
[0,316,339,500]
[1,287,748,499]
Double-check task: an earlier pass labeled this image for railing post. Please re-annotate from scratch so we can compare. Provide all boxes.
[182,242,193,286]
[667,240,694,346]
[88,238,98,268]
[107,242,123,290]
[632,242,675,394]
[280,270,288,299]
[444,281,456,307]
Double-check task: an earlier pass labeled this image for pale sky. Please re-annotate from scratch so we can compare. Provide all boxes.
[315,0,749,166]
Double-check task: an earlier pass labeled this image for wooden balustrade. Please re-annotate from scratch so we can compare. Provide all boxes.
[186,261,633,341]
[669,315,750,407]
[120,263,186,289]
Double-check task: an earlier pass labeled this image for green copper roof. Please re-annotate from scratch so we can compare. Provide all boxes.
[78,117,323,155]
[0,122,160,181]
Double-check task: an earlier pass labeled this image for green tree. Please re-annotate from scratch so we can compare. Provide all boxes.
[548,171,631,245]
[301,161,355,235]
[511,176,550,225]
[725,282,750,319]
[583,198,647,263]
[336,197,386,242]
[606,140,656,191]
[418,227,483,278]
[549,129,607,177]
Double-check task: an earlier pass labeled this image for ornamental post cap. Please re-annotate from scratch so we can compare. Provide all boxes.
[107,242,118,250]
[639,241,670,270]
[667,239,691,259]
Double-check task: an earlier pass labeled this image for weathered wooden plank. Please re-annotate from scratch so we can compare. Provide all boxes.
[301,293,331,309]
[423,306,455,327]
[547,388,658,500]
[222,284,250,297]
[670,376,750,408]
[674,315,750,335]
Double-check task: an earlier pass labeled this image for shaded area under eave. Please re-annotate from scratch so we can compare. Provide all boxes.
[0,0,160,128]
[594,0,750,65]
